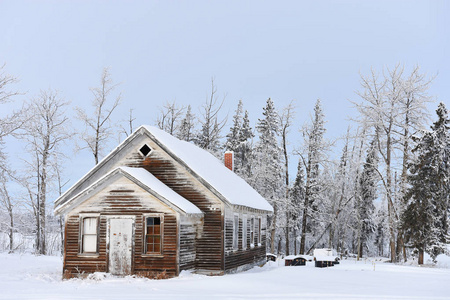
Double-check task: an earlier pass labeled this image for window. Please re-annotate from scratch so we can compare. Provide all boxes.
[250,217,254,248]
[145,216,162,254]
[242,215,247,250]
[257,217,262,246]
[81,217,98,253]
[139,144,152,156]
[233,215,239,250]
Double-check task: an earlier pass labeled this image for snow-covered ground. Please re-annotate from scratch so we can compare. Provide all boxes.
[0,253,449,300]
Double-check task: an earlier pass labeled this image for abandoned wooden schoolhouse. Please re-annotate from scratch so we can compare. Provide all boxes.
[54,125,273,279]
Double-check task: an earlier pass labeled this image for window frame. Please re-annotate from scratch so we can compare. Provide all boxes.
[257,216,262,246]
[250,216,255,248]
[143,214,164,256]
[242,214,247,250]
[79,214,100,256]
[232,214,239,250]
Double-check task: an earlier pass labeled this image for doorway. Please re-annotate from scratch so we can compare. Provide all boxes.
[108,217,134,275]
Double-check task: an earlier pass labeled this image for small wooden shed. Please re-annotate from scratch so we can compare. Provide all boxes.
[284,255,307,266]
[313,248,340,268]
[266,253,277,262]
[54,126,273,279]
[314,257,336,268]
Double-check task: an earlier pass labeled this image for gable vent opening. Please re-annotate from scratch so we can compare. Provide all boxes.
[139,144,152,156]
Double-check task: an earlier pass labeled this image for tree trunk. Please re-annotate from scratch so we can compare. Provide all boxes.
[285,211,290,256]
[293,228,297,255]
[9,213,13,253]
[277,237,282,256]
[282,125,290,256]
[299,196,308,254]
[356,221,362,260]
[386,132,397,263]
[270,203,277,254]
[418,248,424,265]
[397,97,410,263]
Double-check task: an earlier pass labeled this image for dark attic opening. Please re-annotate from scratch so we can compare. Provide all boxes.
[139,144,151,156]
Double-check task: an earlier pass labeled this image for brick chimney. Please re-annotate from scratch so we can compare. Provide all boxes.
[224,151,234,171]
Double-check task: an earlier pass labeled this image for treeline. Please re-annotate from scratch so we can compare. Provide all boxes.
[0,64,448,265]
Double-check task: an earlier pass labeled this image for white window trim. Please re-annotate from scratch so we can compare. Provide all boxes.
[78,213,100,256]
[232,214,239,251]
[242,214,247,250]
[143,213,164,256]
[257,216,262,247]
[250,216,255,248]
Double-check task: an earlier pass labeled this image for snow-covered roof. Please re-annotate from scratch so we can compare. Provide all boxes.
[142,125,273,212]
[55,166,203,215]
[315,256,339,261]
[119,167,202,214]
[54,125,273,214]
[284,255,310,260]
[313,248,337,257]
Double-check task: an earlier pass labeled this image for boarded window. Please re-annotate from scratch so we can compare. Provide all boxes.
[233,215,239,250]
[250,217,254,247]
[82,217,98,253]
[145,217,162,254]
[242,215,247,250]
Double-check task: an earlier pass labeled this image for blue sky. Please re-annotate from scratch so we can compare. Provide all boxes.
[1,0,449,187]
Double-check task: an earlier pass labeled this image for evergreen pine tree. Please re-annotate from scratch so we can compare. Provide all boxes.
[253,98,283,253]
[225,100,243,152]
[236,110,254,178]
[177,105,196,142]
[299,99,327,254]
[402,102,450,264]
[375,208,386,256]
[290,159,306,254]
[224,101,254,178]
[357,139,378,258]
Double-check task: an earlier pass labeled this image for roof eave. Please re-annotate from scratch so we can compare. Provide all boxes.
[54,126,148,209]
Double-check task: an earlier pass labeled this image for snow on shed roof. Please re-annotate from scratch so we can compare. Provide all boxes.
[119,166,202,214]
[142,125,273,212]
[284,255,311,260]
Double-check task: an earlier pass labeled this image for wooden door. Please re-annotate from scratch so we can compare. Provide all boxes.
[109,218,134,275]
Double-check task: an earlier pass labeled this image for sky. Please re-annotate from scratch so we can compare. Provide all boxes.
[0,0,449,191]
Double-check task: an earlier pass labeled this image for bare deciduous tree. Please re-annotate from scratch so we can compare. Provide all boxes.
[354,64,434,262]
[118,108,136,141]
[156,101,186,136]
[0,64,24,174]
[0,170,15,252]
[76,67,121,165]
[23,89,71,254]
[278,101,295,255]
[196,78,227,156]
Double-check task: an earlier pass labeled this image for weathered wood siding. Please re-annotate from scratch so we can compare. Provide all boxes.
[179,222,197,270]
[63,176,180,279]
[61,132,271,277]
[63,214,107,277]
[125,140,224,273]
[224,207,267,272]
